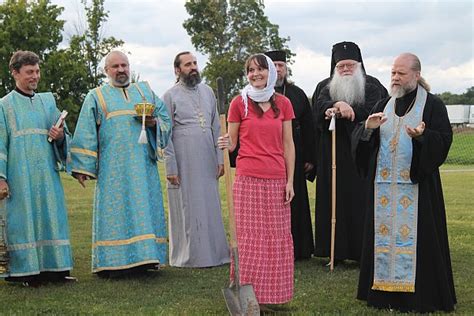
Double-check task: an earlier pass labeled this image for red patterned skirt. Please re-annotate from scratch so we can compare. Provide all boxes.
[230,175,294,304]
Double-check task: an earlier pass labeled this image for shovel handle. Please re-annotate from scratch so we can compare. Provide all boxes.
[219,114,238,248]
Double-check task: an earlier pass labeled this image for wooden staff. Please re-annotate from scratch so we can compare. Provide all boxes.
[329,113,336,271]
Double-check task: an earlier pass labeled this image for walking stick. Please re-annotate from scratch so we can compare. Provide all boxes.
[329,113,336,272]
[217,77,259,316]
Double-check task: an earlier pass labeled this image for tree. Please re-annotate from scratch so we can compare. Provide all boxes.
[56,0,124,130]
[0,0,123,131]
[0,0,64,96]
[437,87,474,105]
[70,0,124,90]
[183,0,293,105]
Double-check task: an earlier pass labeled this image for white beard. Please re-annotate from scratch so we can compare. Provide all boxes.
[390,80,417,98]
[329,65,366,106]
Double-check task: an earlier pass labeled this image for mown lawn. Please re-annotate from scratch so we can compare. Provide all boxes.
[0,165,472,315]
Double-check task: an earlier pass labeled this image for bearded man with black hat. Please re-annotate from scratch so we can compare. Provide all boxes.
[312,41,388,264]
[265,50,316,260]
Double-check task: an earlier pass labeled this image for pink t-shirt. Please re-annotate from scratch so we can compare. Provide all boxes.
[228,94,295,179]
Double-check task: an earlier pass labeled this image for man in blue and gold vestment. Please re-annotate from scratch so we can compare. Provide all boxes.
[0,51,74,286]
[71,51,171,277]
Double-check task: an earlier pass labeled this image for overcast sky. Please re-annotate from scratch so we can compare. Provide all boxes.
[53,0,473,97]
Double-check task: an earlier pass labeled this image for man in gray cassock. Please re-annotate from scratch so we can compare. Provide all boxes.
[162,51,230,268]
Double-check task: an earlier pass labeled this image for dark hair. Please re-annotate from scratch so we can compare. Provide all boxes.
[244,54,280,118]
[9,51,40,72]
[173,51,191,83]
[174,51,191,69]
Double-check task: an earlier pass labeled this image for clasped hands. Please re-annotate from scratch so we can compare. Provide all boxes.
[325,101,355,121]
[365,112,425,138]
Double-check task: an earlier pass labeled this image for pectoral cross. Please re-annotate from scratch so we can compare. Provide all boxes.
[198,113,206,131]
[389,137,398,152]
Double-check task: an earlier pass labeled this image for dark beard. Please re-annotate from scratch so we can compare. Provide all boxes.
[181,71,202,88]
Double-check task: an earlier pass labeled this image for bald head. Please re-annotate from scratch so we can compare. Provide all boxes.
[105,51,130,87]
[395,53,421,73]
[391,52,430,97]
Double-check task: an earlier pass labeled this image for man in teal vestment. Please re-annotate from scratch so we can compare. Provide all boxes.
[71,51,171,277]
[0,51,74,286]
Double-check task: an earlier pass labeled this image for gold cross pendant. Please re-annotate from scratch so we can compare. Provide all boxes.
[389,137,398,152]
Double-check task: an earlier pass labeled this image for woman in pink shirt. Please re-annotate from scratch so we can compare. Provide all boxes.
[218,53,295,308]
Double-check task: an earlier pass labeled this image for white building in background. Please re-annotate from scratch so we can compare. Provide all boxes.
[446,105,474,127]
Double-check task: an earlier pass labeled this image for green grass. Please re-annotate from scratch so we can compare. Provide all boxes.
[0,165,473,314]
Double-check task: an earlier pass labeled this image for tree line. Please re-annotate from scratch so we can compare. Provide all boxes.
[1,0,470,132]
[0,0,123,131]
[437,87,474,105]
[0,0,292,131]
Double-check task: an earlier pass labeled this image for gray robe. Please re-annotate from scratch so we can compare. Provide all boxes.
[162,82,230,267]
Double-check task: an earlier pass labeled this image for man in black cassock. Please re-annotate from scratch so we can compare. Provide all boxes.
[265,50,316,260]
[352,53,456,312]
[308,42,388,182]
[313,42,387,264]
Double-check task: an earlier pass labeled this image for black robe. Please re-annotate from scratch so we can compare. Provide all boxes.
[307,75,387,181]
[352,89,456,312]
[313,78,387,261]
[275,82,316,260]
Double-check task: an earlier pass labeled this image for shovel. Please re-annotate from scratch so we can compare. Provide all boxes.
[216,77,259,316]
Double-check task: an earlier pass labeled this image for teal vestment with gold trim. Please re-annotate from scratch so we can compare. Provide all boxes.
[0,90,73,277]
[71,82,171,272]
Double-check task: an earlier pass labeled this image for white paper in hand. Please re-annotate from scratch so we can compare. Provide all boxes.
[48,110,68,142]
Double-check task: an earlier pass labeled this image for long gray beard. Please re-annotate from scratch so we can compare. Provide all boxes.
[329,66,366,106]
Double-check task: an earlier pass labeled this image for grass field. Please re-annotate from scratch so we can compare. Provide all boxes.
[0,165,473,315]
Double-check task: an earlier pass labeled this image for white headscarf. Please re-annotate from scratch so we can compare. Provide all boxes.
[241,54,277,117]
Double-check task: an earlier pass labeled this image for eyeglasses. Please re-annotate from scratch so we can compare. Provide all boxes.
[335,62,357,70]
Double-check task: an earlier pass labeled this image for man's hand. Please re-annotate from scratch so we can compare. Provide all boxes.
[144,117,156,127]
[48,124,65,141]
[365,112,387,129]
[0,179,10,200]
[325,107,339,120]
[167,175,180,185]
[216,164,224,179]
[72,172,90,188]
[334,101,355,121]
[406,121,425,138]
[303,162,314,173]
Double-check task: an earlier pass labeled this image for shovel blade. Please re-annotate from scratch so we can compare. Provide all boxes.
[222,284,259,316]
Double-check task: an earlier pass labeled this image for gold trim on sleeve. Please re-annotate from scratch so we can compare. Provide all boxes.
[71,147,98,158]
